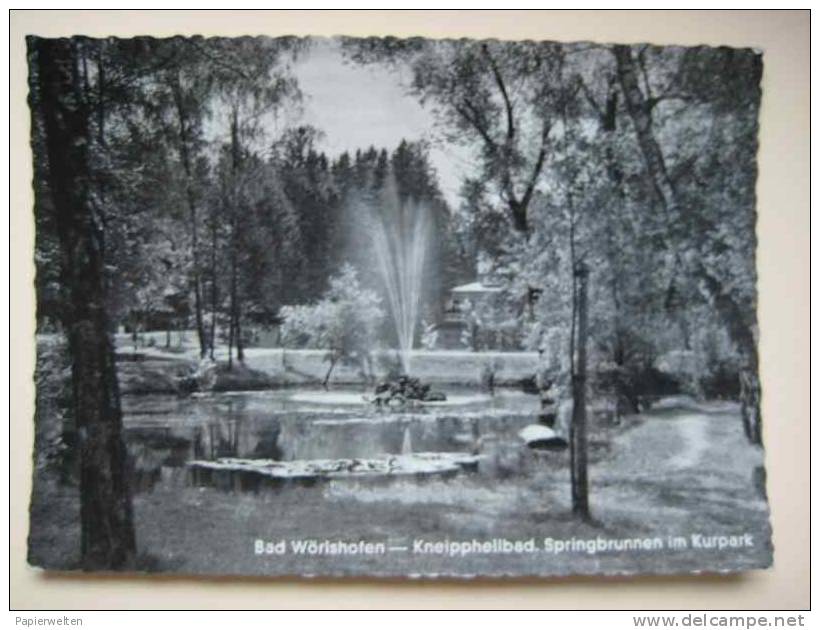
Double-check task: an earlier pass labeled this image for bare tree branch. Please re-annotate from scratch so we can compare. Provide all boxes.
[481,43,515,144]
[454,98,498,152]
[518,119,551,215]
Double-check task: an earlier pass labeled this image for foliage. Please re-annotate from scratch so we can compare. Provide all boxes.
[459,292,523,351]
[279,265,385,375]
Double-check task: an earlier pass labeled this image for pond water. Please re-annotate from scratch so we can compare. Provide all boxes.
[121,386,540,493]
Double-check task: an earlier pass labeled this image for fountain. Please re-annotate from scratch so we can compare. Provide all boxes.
[400,425,413,455]
[371,184,431,375]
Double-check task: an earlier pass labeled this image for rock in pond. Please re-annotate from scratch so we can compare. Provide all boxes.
[370,375,447,406]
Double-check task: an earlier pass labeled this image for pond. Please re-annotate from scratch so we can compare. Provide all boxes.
[121,386,541,493]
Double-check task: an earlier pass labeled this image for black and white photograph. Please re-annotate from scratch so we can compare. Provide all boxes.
[25,32,772,578]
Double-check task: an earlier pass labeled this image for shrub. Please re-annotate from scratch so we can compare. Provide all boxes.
[280,264,385,385]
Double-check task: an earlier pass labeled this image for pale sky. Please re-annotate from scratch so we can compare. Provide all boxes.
[287,38,471,207]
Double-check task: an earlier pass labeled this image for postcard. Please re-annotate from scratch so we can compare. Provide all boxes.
[26,34,771,577]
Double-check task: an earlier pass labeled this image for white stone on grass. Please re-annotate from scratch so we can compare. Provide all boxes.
[518,424,567,449]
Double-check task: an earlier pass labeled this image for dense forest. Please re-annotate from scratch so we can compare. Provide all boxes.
[28,35,763,568]
[30,38,469,355]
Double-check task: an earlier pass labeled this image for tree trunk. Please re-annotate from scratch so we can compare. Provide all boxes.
[170,74,207,358]
[33,37,136,569]
[190,210,207,359]
[227,303,235,370]
[323,353,339,390]
[228,238,242,365]
[508,199,529,234]
[235,312,244,362]
[209,213,218,360]
[234,280,244,363]
[228,107,244,365]
[612,46,679,218]
[570,263,591,521]
[696,267,762,444]
[96,44,106,148]
[613,44,763,444]
[740,368,762,445]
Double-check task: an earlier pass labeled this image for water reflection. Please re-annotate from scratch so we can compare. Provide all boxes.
[120,387,538,493]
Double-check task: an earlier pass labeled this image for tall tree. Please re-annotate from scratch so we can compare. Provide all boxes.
[160,41,212,358]
[612,44,763,444]
[270,125,336,301]
[30,37,137,569]
[574,51,669,413]
[209,37,302,366]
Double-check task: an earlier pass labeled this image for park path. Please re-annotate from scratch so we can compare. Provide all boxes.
[584,399,769,541]
[603,401,752,481]
[666,413,711,470]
